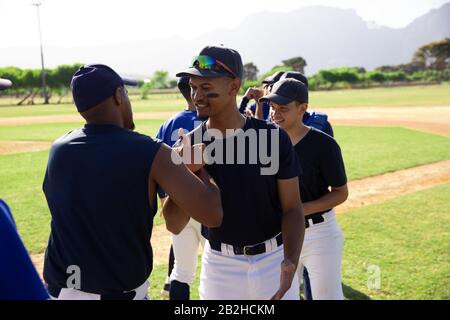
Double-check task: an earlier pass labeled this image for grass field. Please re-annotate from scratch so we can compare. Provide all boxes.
[1,125,450,253]
[147,182,450,300]
[0,84,449,118]
[0,83,449,300]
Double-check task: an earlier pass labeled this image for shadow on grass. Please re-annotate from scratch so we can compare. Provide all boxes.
[343,283,371,300]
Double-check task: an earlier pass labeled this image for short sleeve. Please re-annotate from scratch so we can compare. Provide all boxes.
[276,128,302,179]
[319,138,347,187]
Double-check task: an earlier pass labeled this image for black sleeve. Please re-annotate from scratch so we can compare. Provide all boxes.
[324,121,334,137]
[276,128,302,179]
[319,137,347,187]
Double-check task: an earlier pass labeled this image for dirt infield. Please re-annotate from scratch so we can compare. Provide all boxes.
[29,158,450,280]
[325,106,450,137]
[0,141,52,154]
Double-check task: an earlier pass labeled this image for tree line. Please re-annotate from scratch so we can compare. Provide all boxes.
[1,38,448,104]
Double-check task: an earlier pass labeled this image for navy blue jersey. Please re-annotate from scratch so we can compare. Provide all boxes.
[43,124,161,294]
[239,97,270,120]
[294,127,347,214]
[187,117,301,246]
[303,111,334,137]
[0,199,49,300]
[156,109,205,198]
[156,110,204,146]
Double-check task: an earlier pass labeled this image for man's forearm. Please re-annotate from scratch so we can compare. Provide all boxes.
[162,197,190,234]
[303,188,347,216]
[281,205,305,267]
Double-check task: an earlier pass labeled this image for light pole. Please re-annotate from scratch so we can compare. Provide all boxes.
[33,1,49,104]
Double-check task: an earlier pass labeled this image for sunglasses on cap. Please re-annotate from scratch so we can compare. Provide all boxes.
[191,55,237,78]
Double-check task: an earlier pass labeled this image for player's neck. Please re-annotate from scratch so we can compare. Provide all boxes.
[287,123,310,145]
[186,102,196,112]
[207,104,245,134]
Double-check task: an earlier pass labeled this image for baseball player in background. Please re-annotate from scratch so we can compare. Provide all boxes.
[156,77,206,300]
[169,45,305,300]
[261,78,348,300]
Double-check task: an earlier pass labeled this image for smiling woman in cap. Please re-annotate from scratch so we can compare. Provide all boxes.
[261,78,349,300]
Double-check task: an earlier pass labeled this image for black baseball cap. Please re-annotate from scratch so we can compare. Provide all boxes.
[280,71,309,88]
[176,45,243,79]
[262,71,285,85]
[71,64,137,113]
[0,78,12,91]
[177,76,190,91]
[260,78,308,105]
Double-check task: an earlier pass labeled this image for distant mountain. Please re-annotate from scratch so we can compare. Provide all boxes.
[2,3,449,77]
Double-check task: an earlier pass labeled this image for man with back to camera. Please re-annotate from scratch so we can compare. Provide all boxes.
[42,64,223,300]
[168,45,305,300]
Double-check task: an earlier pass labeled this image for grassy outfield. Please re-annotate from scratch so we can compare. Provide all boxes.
[148,182,450,300]
[0,84,449,118]
[334,126,450,180]
[1,126,450,253]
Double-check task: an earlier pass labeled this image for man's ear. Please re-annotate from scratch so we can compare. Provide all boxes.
[229,78,241,95]
[113,87,123,106]
[301,103,308,113]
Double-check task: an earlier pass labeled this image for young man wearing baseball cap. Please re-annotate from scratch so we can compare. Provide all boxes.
[239,71,285,120]
[169,45,305,300]
[261,78,348,300]
[280,71,334,137]
[42,64,223,300]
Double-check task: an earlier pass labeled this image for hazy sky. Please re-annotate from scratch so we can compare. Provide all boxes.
[0,0,448,48]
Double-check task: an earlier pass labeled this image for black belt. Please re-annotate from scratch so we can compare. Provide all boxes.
[47,285,137,300]
[209,233,283,256]
[305,211,326,228]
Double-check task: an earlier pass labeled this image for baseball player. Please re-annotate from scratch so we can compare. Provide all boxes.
[169,45,305,300]
[155,77,206,300]
[261,78,348,300]
[42,64,223,300]
[239,71,285,119]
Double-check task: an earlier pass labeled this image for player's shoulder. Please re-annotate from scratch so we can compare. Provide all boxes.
[308,126,339,146]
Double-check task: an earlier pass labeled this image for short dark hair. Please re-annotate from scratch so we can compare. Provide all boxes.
[179,85,192,103]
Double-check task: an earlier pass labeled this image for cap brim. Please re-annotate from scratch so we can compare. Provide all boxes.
[176,67,231,78]
[260,93,293,105]
[0,78,12,90]
[121,77,138,86]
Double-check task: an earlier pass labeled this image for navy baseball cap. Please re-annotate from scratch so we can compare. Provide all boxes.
[0,78,12,91]
[176,45,243,79]
[262,71,285,85]
[280,71,309,88]
[71,64,137,113]
[177,76,190,91]
[260,78,308,105]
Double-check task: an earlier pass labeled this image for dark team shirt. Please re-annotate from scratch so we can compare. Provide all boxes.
[155,109,205,198]
[156,109,205,146]
[186,116,301,246]
[294,127,347,214]
[239,97,270,120]
[43,124,161,294]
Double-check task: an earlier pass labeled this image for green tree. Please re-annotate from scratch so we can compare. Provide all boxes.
[413,38,450,70]
[243,62,259,81]
[282,56,307,73]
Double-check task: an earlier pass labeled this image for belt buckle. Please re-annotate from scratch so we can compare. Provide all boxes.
[243,245,252,256]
